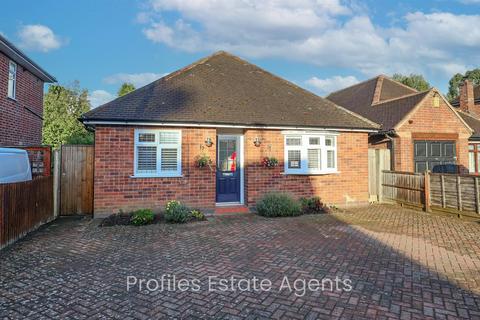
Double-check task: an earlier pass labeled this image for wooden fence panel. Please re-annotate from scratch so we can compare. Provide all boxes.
[0,176,54,249]
[382,170,424,207]
[60,145,94,215]
[430,173,480,215]
[368,149,391,202]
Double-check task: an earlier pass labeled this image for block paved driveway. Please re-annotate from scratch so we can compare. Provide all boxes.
[2,205,480,319]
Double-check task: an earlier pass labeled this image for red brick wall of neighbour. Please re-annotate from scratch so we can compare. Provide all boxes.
[395,92,471,172]
[94,126,370,215]
[94,126,217,215]
[243,130,370,207]
[0,51,45,146]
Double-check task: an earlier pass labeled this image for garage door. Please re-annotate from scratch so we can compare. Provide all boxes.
[414,140,457,173]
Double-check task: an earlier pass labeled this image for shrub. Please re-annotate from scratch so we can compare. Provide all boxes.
[165,200,190,223]
[256,193,301,217]
[190,209,206,221]
[130,209,154,226]
[300,196,330,214]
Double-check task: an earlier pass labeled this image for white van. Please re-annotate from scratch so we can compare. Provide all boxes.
[0,148,32,183]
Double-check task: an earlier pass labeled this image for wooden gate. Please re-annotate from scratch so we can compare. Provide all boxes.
[368,149,391,202]
[60,145,94,215]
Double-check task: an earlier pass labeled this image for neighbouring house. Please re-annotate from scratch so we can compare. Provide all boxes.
[0,34,56,147]
[81,51,379,217]
[451,80,480,174]
[327,75,473,174]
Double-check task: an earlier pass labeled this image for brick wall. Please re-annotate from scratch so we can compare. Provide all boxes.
[395,91,471,172]
[0,51,45,146]
[94,126,217,216]
[244,130,370,207]
[94,126,370,216]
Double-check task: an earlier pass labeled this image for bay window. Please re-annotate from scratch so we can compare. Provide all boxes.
[284,132,338,174]
[134,129,182,177]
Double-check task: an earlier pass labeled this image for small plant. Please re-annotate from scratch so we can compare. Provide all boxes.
[190,209,206,221]
[130,209,154,226]
[165,200,190,223]
[300,197,330,214]
[196,154,213,169]
[262,156,279,168]
[256,193,301,217]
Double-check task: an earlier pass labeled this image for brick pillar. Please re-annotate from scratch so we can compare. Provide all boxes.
[459,79,474,112]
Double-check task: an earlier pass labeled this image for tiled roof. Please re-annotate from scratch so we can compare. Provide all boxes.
[327,75,425,130]
[458,111,480,140]
[81,51,378,130]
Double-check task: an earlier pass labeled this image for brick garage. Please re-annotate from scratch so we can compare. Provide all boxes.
[93,126,370,215]
[327,75,473,173]
[0,35,56,146]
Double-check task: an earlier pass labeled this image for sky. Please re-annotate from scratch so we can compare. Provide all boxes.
[2,0,480,108]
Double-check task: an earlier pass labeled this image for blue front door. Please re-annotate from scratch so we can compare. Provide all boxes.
[216,136,240,202]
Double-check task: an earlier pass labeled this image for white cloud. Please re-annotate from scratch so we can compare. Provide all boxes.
[306,75,360,95]
[17,25,64,52]
[139,1,480,79]
[103,72,167,88]
[88,90,115,108]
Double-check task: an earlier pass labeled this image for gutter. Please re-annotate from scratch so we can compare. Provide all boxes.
[80,119,379,133]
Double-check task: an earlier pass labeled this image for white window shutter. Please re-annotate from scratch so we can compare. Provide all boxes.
[137,146,157,173]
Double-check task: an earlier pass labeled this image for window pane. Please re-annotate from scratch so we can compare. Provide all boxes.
[469,144,475,151]
[415,142,426,157]
[325,136,335,147]
[430,143,441,157]
[309,137,320,145]
[159,132,179,144]
[477,152,480,174]
[288,150,301,169]
[286,137,301,146]
[469,152,476,173]
[137,146,157,172]
[307,149,320,169]
[161,148,178,171]
[327,150,335,168]
[138,133,155,142]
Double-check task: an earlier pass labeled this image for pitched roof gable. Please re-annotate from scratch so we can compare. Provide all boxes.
[82,51,378,130]
[327,75,424,130]
[458,111,480,140]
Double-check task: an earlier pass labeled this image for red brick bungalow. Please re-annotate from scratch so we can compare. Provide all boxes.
[0,34,56,146]
[81,51,379,217]
[327,76,473,173]
[451,80,480,174]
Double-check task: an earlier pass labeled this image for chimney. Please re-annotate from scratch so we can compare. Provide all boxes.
[459,79,474,112]
[371,75,384,104]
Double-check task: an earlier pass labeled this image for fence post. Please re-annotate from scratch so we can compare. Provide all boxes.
[457,175,462,211]
[424,171,431,212]
[440,174,446,208]
[53,149,61,218]
[475,177,480,214]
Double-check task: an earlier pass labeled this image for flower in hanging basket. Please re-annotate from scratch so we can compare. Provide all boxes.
[196,154,213,170]
[262,156,279,168]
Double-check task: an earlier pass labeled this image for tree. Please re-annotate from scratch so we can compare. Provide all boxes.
[447,69,480,102]
[118,82,135,97]
[392,73,431,92]
[42,82,94,149]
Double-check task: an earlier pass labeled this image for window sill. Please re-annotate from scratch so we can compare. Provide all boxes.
[130,174,184,178]
[281,171,340,176]
[7,96,17,102]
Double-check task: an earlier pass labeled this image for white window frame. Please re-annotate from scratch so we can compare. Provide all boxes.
[8,61,17,99]
[283,131,338,175]
[133,129,182,177]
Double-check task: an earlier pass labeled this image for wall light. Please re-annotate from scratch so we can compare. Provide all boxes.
[253,137,262,147]
[205,137,213,147]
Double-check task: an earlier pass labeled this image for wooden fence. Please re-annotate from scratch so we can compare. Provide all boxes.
[368,149,391,202]
[0,176,54,249]
[382,170,425,207]
[382,170,480,217]
[430,173,480,214]
[60,145,94,215]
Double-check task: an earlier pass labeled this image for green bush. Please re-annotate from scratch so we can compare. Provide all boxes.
[256,193,301,217]
[130,209,154,226]
[190,209,206,220]
[300,196,330,214]
[165,200,190,223]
